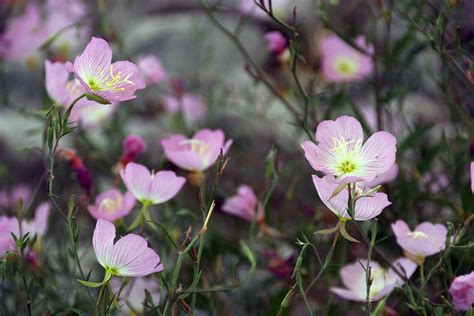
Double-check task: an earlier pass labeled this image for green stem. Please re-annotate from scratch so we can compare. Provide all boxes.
[419,263,425,285]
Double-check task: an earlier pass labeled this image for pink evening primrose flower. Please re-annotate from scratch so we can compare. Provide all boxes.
[161,129,233,172]
[110,277,161,313]
[313,174,391,221]
[222,185,264,223]
[162,93,206,125]
[330,258,417,302]
[87,189,136,222]
[137,54,167,86]
[93,219,164,277]
[319,35,374,82]
[66,37,146,102]
[301,116,396,183]
[265,31,287,55]
[0,3,48,64]
[391,220,447,265]
[120,162,185,205]
[449,271,474,311]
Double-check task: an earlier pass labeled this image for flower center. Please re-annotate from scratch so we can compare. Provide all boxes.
[99,197,122,214]
[339,160,356,173]
[407,231,431,240]
[334,57,358,76]
[179,139,210,158]
[330,137,362,177]
[95,65,134,92]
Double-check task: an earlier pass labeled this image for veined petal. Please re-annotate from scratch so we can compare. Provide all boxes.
[74,37,112,91]
[45,60,70,105]
[120,163,152,202]
[358,131,396,182]
[353,192,391,221]
[93,219,117,269]
[147,171,185,204]
[118,247,163,277]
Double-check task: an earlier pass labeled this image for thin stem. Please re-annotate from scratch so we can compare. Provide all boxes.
[420,263,425,285]
[365,221,378,315]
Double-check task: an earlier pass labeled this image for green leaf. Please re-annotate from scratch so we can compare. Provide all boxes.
[77,279,104,288]
[85,93,111,105]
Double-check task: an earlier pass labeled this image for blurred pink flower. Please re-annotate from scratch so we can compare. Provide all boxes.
[162,93,206,125]
[330,258,417,302]
[222,185,264,223]
[265,31,287,55]
[0,202,50,257]
[449,271,474,311]
[0,3,48,64]
[120,134,147,166]
[364,163,399,188]
[88,189,136,222]
[391,220,447,265]
[313,174,391,221]
[0,184,31,209]
[301,116,397,183]
[319,35,373,82]
[68,101,117,128]
[61,149,93,195]
[66,37,145,102]
[110,277,161,312]
[120,162,185,205]
[137,54,167,86]
[93,219,163,277]
[161,129,233,172]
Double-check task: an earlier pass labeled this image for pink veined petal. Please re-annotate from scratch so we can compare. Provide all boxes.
[316,116,364,152]
[97,60,146,102]
[74,37,112,90]
[364,163,399,188]
[353,192,391,221]
[109,234,148,270]
[301,141,330,173]
[161,134,204,171]
[388,257,418,285]
[120,163,152,202]
[194,129,224,169]
[123,191,137,215]
[312,174,350,218]
[118,247,163,277]
[415,222,447,256]
[147,171,185,204]
[330,287,366,302]
[358,131,397,182]
[93,219,117,268]
[339,260,368,293]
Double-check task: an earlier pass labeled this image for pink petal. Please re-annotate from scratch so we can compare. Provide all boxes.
[120,163,152,202]
[74,37,112,91]
[45,60,70,105]
[330,287,365,302]
[97,61,145,102]
[359,131,397,182]
[93,219,117,268]
[147,171,185,204]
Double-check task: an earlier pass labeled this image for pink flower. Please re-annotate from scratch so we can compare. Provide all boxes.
[222,185,264,223]
[0,216,18,256]
[391,220,447,265]
[161,129,232,172]
[319,35,373,82]
[68,101,117,128]
[449,271,474,311]
[110,277,161,312]
[162,93,206,125]
[301,116,397,183]
[93,219,163,277]
[120,162,185,205]
[313,175,391,221]
[364,163,399,188]
[330,258,417,302]
[137,54,167,86]
[66,37,146,102]
[120,134,147,166]
[0,184,31,209]
[0,4,48,64]
[88,189,136,222]
[0,202,50,257]
[265,31,287,55]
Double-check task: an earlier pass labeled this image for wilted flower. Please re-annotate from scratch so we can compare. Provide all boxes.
[120,134,147,167]
[110,277,161,313]
[66,37,145,102]
[313,174,391,221]
[137,54,167,86]
[162,93,206,125]
[330,258,417,302]
[265,31,287,55]
[222,185,264,223]
[161,129,232,172]
[449,271,474,311]
[301,116,396,183]
[61,149,93,195]
[0,3,48,65]
[93,219,164,278]
[88,189,136,222]
[120,162,185,205]
[319,35,373,82]
[391,220,447,265]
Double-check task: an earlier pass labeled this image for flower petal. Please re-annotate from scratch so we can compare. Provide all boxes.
[359,131,397,182]
[93,219,116,268]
